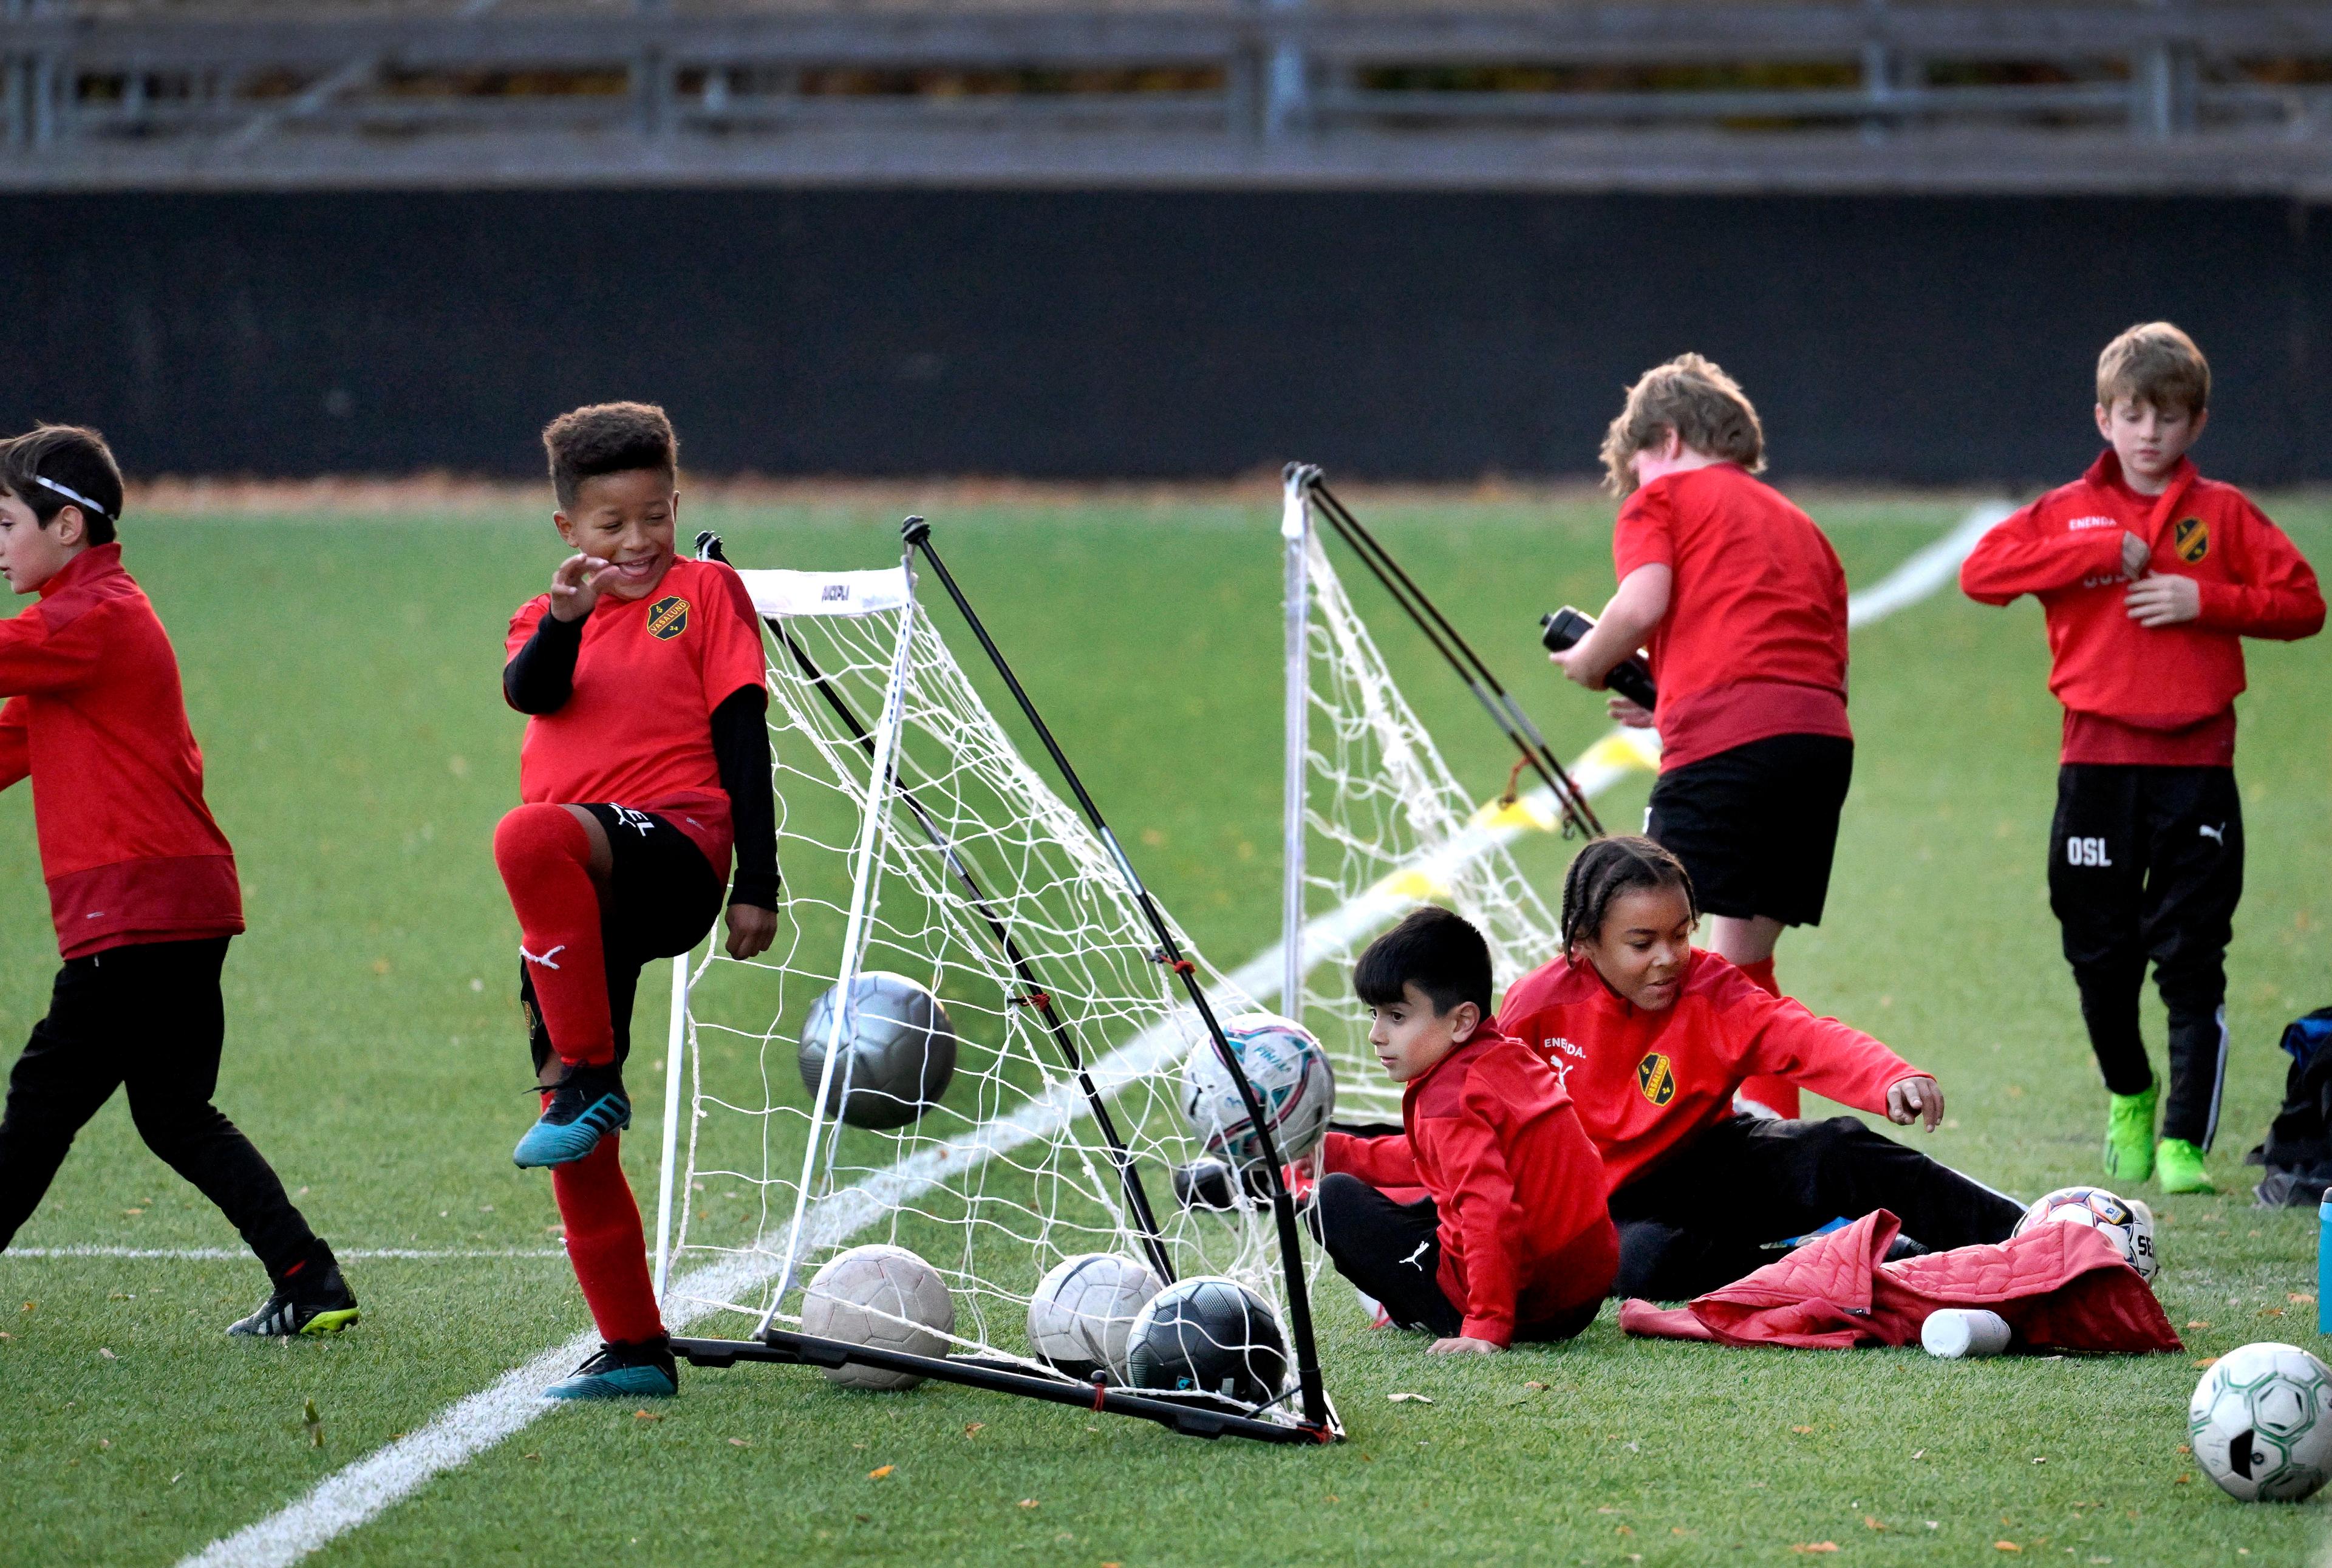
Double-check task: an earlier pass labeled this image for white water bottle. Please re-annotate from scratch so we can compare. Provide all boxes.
[1921,1309,2012,1359]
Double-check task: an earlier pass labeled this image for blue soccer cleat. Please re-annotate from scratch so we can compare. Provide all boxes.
[545,1339,678,1400]
[513,1066,632,1168]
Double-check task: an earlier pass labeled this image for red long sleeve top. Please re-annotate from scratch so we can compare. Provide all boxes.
[1320,1028,1618,1346]
[1495,949,1917,1193]
[0,544,242,959]
[1959,451,2323,766]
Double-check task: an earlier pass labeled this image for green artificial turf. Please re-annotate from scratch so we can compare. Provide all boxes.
[0,489,2325,1567]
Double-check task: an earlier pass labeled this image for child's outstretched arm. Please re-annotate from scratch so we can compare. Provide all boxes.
[1725,969,1942,1131]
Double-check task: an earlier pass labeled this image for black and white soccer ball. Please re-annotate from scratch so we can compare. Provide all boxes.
[800,1242,955,1390]
[1179,1012,1334,1169]
[1124,1274,1289,1408]
[1025,1252,1162,1383]
[2011,1185,2159,1283]
[2191,1341,2332,1501]
[797,970,958,1130]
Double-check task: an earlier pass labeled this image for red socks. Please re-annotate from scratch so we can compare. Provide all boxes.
[551,1130,664,1344]
[1733,956,1802,1118]
[493,804,613,1069]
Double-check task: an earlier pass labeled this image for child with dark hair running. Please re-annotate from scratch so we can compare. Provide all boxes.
[1498,836,2021,1302]
[496,402,779,1399]
[1309,907,1617,1353]
[0,424,356,1335]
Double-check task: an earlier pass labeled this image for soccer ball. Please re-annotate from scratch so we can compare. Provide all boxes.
[797,970,958,1130]
[2190,1342,2332,1501]
[800,1243,955,1390]
[1124,1275,1289,1407]
[1025,1252,1162,1383]
[2010,1185,2158,1283]
[1179,1012,1335,1169]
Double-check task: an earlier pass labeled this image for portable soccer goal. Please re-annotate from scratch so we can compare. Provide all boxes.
[653,521,1340,1444]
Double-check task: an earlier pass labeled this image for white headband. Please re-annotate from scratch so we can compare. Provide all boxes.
[31,474,111,521]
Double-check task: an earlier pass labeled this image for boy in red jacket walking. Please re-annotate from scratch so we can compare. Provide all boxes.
[1311,906,1617,1352]
[0,424,355,1336]
[1960,322,2323,1195]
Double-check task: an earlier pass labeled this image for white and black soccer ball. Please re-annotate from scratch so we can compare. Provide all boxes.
[2011,1185,2159,1283]
[1179,1012,1334,1169]
[1025,1252,1162,1383]
[798,970,958,1130]
[800,1242,955,1390]
[1124,1274,1289,1408]
[2191,1341,2332,1502]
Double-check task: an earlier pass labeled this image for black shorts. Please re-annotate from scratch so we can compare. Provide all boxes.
[1645,732,1853,928]
[520,803,725,1083]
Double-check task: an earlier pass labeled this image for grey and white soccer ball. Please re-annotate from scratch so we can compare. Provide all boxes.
[800,1243,956,1391]
[797,970,958,1130]
[1025,1252,1162,1383]
[1179,1012,1335,1169]
[2191,1341,2332,1501]
[1124,1274,1289,1408]
[2011,1184,2159,1283]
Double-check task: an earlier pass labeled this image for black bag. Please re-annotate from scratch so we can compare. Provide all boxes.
[2249,1006,2332,1207]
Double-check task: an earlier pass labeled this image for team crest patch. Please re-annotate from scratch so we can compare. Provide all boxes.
[1636,1052,1677,1106]
[647,595,690,640]
[2174,516,2210,564]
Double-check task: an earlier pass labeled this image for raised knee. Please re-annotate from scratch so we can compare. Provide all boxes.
[494,803,591,876]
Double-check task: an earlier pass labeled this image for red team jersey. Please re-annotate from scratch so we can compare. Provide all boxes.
[503,556,766,873]
[1320,1028,1619,1345]
[1959,451,2323,767]
[1495,949,1917,1192]
[1612,464,1853,771]
[0,544,243,959]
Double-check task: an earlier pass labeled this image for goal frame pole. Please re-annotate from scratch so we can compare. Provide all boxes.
[904,515,1335,1441]
[1280,472,1311,1033]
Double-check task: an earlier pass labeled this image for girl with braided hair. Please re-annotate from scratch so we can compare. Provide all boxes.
[1496,836,2020,1301]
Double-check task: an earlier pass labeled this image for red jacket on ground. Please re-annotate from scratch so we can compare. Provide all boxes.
[1495,949,1916,1193]
[0,544,243,959]
[1618,1208,2181,1354]
[1959,451,2323,766]
[1320,1028,1618,1346]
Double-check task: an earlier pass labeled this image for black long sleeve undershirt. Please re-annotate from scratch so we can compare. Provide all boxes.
[712,686,780,911]
[503,608,583,714]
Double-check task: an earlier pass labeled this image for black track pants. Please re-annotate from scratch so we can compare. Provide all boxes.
[0,938,327,1282]
[1607,1114,2023,1301]
[1309,1172,1598,1343]
[2048,763,2242,1148]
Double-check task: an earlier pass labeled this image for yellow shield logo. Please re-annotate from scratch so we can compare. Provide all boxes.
[2173,517,2209,565]
[1636,1052,1677,1106]
[647,595,690,641]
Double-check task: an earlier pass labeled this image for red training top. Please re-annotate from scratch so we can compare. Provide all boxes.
[1959,451,2323,767]
[1320,1028,1619,1346]
[503,556,766,873]
[1612,463,1853,772]
[1495,948,1915,1193]
[0,544,244,960]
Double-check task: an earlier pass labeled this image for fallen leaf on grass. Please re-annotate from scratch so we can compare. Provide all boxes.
[1864,1515,1885,1530]
[1018,1499,1040,1510]
[1595,1507,1621,1515]
[1387,1392,1433,1404]
[0,1331,12,1341]
[98,1348,116,1361]
[2192,1358,2218,1369]
[304,1398,322,1449]
[1613,1525,1634,1536]
[2259,1307,2285,1318]
[97,1439,111,1451]
[2290,1293,2315,1305]
[2185,1320,2210,1330]
[1994,1543,2022,1553]
[867,1465,893,1480]
[1910,1449,1926,1460]
[727,1438,751,1448]
[964,1423,986,1437]
[1790,1544,1838,1555]
[169,1473,181,1484]
[632,1410,662,1422]
[2177,1444,2191,1454]
[1525,1380,1547,1390]
[2172,1473,2192,1485]
[2031,1456,2047,1465]
[1790,1425,1815,1434]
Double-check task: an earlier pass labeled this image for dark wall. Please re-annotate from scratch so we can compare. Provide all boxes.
[7,189,2326,485]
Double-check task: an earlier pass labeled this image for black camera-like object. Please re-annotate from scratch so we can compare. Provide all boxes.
[1539,606,1658,712]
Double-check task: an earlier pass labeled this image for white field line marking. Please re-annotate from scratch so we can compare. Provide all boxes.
[4,1247,565,1261]
[176,503,2003,1568]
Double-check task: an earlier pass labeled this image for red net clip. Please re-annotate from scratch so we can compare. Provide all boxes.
[1009,991,1051,1010]
[1149,949,1196,976]
[1091,1374,1109,1413]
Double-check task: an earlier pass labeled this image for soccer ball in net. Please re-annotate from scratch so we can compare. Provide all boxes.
[1179,1013,1335,1170]
[800,1243,956,1390]
[2010,1185,2159,1283]
[2191,1341,2332,1501]
[1125,1275,1290,1406]
[1025,1252,1162,1383]
[797,970,959,1130]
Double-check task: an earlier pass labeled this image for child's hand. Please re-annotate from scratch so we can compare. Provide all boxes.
[1606,695,1655,728]
[1427,1335,1502,1355]
[2120,531,2152,581]
[1886,1074,1945,1132]
[1552,643,1606,690]
[724,902,777,961]
[2125,573,2201,627]
[550,552,623,622]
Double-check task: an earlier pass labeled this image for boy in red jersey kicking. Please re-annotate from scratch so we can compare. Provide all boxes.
[1552,355,1853,1120]
[1498,837,2021,1302]
[497,403,778,1399]
[1309,907,1617,1352]
[1961,322,2322,1196]
[0,425,356,1336]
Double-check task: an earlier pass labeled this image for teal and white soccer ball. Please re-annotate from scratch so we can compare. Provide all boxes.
[2191,1342,2332,1501]
[1179,1012,1335,1168]
[2011,1185,2158,1283]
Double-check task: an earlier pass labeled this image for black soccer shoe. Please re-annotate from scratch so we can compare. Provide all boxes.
[545,1337,679,1400]
[227,1261,361,1338]
[514,1064,632,1168]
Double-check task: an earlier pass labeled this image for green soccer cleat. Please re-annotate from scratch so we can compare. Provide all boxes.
[544,1339,678,1400]
[2102,1084,2158,1184]
[2156,1137,2215,1195]
[227,1262,361,1338]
